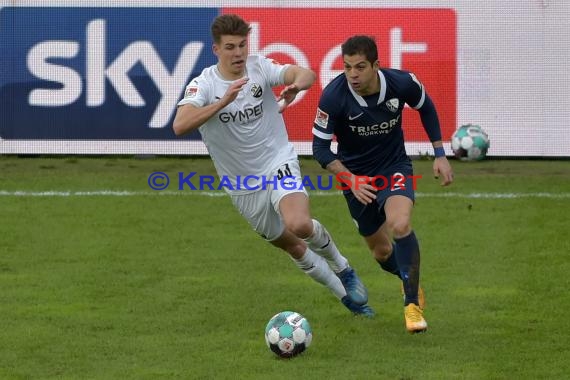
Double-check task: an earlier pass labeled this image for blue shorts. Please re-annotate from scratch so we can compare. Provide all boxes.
[343,163,416,237]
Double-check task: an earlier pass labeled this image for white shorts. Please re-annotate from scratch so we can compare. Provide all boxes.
[229,160,308,241]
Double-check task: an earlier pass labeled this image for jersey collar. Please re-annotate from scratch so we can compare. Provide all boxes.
[347,70,387,107]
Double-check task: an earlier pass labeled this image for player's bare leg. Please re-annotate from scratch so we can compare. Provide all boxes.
[365,224,401,277]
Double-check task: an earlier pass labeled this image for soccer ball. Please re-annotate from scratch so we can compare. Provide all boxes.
[451,124,490,161]
[264,311,312,358]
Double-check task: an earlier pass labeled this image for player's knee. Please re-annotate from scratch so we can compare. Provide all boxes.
[386,218,412,238]
[285,218,313,240]
[372,242,393,262]
[284,240,307,259]
[271,229,307,258]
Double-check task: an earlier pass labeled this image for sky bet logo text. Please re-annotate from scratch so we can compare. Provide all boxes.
[0,7,218,139]
[147,172,422,192]
[1,6,455,142]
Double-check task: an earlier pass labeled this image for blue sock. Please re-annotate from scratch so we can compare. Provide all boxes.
[394,231,420,306]
[376,244,402,279]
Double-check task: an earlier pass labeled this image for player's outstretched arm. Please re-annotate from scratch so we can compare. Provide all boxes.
[277,66,316,113]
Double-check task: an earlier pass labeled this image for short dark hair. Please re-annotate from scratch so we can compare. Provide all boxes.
[211,14,252,44]
[341,35,378,64]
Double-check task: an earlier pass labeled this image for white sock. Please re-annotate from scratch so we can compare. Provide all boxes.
[292,248,347,300]
[304,219,349,273]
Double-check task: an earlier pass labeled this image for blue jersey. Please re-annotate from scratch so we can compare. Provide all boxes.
[312,68,439,176]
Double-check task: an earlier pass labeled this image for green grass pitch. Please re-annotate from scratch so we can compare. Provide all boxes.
[0,156,569,379]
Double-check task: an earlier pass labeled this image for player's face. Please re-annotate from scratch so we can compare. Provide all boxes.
[343,54,380,96]
[213,35,249,80]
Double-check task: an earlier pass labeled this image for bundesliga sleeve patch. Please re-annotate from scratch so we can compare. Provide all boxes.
[184,86,198,98]
[409,73,423,90]
[314,108,329,128]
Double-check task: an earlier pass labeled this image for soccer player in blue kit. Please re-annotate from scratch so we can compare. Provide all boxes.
[312,35,454,333]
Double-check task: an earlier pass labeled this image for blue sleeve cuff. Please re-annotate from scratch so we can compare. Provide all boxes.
[434,146,446,157]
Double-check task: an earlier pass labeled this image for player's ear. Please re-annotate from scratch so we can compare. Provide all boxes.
[372,60,380,70]
[212,43,219,57]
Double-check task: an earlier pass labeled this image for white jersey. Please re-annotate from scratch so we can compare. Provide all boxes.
[177,55,297,194]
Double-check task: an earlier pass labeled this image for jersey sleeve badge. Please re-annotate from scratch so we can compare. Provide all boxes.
[409,73,423,90]
[184,86,198,99]
[314,108,329,128]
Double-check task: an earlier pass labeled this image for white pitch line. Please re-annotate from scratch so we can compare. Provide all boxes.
[0,190,569,199]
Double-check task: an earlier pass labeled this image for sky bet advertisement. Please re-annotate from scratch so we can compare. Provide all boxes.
[0,4,456,153]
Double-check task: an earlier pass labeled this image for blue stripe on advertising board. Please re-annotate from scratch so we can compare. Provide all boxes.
[0,7,219,139]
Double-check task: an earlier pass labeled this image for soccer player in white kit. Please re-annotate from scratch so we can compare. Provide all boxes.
[173,14,372,316]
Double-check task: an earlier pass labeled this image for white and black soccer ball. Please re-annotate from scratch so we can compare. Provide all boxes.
[451,124,490,161]
[264,311,312,358]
